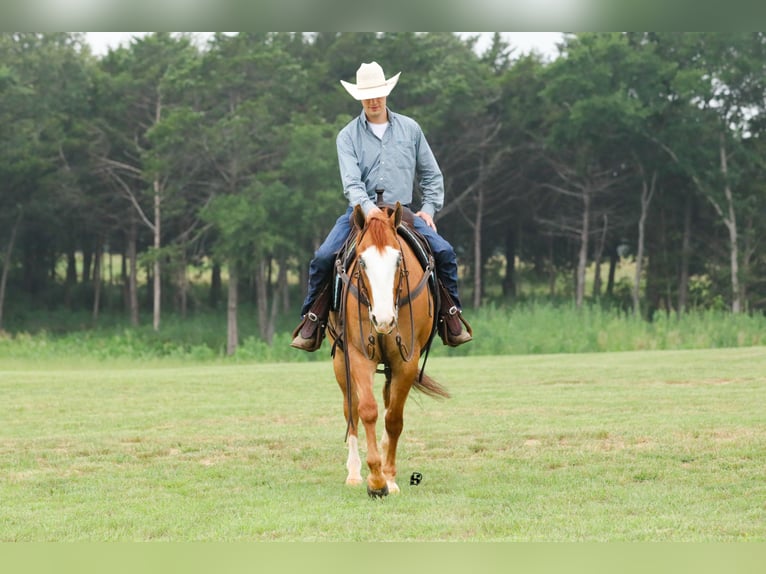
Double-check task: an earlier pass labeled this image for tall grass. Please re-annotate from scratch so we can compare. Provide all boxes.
[437,302,766,357]
[1,303,764,363]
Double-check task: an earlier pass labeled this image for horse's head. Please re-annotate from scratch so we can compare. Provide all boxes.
[352,202,403,335]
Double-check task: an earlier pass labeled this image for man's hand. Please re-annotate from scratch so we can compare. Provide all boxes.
[415,211,437,231]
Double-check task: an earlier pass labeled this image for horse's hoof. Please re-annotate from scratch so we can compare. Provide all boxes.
[367,484,389,499]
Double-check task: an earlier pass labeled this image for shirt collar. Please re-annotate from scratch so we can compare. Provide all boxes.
[359,107,396,129]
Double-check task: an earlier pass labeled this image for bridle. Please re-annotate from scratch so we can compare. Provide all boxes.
[333,223,435,439]
[338,228,432,362]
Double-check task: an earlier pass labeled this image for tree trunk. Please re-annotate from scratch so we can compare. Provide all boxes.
[92,238,102,322]
[176,246,188,318]
[719,136,740,313]
[660,132,740,314]
[0,208,23,331]
[592,214,608,298]
[256,259,269,340]
[741,215,755,312]
[633,168,657,317]
[606,244,618,297]
[63,248,76,308]
[226,264,238,356]
[266,256,288,344]
[153,178,162,331]
[210,263,222,308]
[502,224,517,300]
[281,260,291,313]
[575,188,591,308]
[127,220,139,326]
[547,234,556,297]
[82,248,93,284]
[66,248,77,286]
[472,187,484,309]
[121,246,128,310]
[677,196,692,316]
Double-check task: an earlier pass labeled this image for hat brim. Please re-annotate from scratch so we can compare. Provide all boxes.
[340,72,401,100]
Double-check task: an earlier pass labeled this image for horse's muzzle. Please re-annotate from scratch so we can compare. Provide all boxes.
[370,313,397,335]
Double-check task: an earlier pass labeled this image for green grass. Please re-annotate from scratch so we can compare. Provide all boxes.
[2,347,765,541]
[2,303,765,362]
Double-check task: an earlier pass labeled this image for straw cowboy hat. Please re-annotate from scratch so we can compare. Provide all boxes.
[340,62,401,100]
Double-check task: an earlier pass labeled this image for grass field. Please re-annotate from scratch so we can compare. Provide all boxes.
[2,347,765,541]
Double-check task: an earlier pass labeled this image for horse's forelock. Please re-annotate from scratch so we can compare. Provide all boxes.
[362,214,394,252]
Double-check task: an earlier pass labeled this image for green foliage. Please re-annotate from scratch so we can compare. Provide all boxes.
[1,304,764,363]
[3,31,766,339]
[430,303,766,358]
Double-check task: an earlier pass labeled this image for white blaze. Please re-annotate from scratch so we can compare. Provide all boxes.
[360,245,400,333]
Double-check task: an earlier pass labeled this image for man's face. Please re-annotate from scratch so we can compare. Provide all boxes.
[362,96,387,124]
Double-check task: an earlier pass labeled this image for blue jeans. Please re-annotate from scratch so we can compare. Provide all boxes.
[300,206,463,315]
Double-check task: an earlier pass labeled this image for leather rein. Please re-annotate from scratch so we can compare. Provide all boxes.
[333,225,435,439]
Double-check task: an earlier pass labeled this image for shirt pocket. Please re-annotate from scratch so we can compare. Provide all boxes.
[393,139,417,171]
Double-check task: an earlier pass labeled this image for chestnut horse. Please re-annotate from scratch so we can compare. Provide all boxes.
[328,202,449,498]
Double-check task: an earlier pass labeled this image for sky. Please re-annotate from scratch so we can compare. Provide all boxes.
[84,32,564,60]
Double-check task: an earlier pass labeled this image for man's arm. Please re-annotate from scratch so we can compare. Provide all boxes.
[414,127,444,230]
[337,130,376,216]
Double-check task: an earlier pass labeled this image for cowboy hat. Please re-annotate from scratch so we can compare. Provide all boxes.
[340,62,401,100]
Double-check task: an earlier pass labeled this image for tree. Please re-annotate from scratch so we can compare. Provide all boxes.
[651,33,766,313]
[539,33,638,307]
[197,33,313,348]
[0,33,95,326]
[95,33,201,330]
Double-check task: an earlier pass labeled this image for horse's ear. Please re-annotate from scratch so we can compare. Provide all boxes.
[353,204,366,230]
[393,201,402,228]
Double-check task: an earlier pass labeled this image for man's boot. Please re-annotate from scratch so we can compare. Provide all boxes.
[436,282,473,347]
[290,283,331,352]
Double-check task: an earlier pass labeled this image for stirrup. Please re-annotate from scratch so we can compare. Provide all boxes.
[438,307,473,347]
[290,313,325,352]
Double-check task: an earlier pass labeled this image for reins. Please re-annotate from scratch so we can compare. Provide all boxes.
[334,220,437,440]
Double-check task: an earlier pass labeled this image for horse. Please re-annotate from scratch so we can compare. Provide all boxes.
[327,201,450,498]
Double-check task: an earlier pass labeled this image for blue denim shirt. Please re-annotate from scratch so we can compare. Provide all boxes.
[336,108,444,217]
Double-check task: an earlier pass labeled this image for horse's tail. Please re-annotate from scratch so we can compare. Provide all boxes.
[413,372,450,399]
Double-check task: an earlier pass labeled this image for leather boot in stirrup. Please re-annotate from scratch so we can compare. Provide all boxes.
[290,283,331,352]
[290,312,325,351]
[435,280,473,347]
[439,306,473,347]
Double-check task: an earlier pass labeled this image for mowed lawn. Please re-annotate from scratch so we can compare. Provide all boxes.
[1,347,764,541]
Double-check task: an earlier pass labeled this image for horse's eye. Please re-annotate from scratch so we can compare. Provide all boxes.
[359,258,366,269]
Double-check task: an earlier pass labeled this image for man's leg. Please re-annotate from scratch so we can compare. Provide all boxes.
[412,219,472,346]
[291,208,353,351]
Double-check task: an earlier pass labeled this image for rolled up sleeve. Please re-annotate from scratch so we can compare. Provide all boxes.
[415,128,444,217]
[337,130,376,215]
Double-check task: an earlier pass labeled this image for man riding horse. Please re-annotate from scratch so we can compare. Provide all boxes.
[291,61,472,351]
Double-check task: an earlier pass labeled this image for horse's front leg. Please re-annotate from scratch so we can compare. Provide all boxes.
[334,353,362,486]
[349,350,388,497]
[381,361,418,494]
[345,433,363,486]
